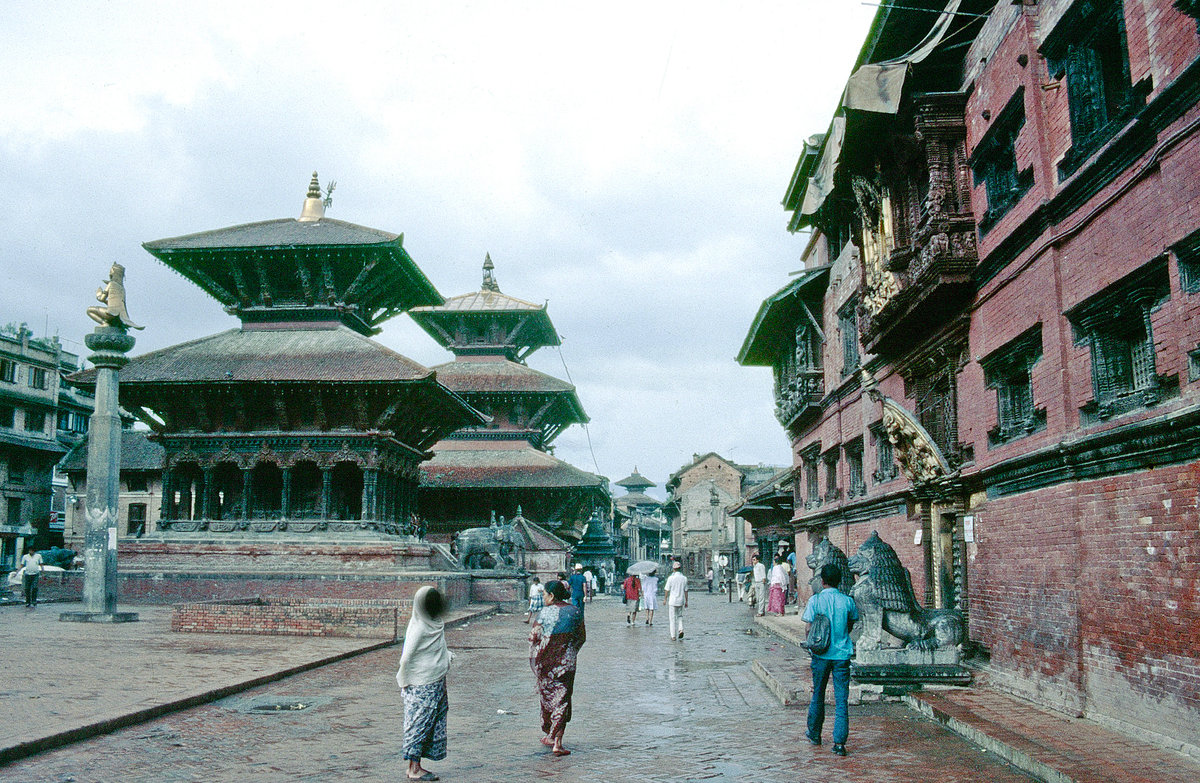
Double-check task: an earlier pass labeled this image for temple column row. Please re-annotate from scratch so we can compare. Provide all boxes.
[159,460,418,524]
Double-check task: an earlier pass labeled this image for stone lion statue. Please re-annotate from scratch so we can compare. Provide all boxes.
[805,537,853,595]
[847,531,964,651]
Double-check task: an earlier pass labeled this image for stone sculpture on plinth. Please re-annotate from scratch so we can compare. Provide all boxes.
[846,531,967,684]
[61,264,141,624]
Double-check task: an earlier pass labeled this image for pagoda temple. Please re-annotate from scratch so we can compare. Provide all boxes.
[69,175,483,570]
[409,255,607,541]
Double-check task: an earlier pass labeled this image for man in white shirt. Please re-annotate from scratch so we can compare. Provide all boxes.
[752,553,767,617]
[20,546,43,607]
[664,561,689,641]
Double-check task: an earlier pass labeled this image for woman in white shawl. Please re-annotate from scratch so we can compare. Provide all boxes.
[397,586,451,781]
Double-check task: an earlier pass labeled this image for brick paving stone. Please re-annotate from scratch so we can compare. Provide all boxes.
[2,594,1037,783]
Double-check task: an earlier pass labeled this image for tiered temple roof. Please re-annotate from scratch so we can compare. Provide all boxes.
[70,174,483,538]
[409,256,606,539]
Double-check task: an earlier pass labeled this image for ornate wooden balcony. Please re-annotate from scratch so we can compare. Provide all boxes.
[774,369,824,429]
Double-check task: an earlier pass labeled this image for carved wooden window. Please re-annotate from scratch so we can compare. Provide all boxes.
[823,448,840,503]
[801,444,821,509]
[1174,229,1200,294]
[1043,0,1141,179]
[0,359,15,384]
[907,351,963,465]
[845,438,865,498]
[870,423,898,483]
[971,88,1034,233]
[1067,258,1173,422]
[982,325,1047,447]
[839,300,861,377]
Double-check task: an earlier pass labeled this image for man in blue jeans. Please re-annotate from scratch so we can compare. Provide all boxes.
[802,562,858,756]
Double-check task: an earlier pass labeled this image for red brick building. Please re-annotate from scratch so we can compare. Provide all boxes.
[740,0,1200,754]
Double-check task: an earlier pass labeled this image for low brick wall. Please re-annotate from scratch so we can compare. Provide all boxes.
[171,597,413,639]
[43,570,472,608]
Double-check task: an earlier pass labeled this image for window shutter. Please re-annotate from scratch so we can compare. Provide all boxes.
[1066,43,1106,144]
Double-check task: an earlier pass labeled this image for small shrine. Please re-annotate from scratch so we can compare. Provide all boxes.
[409,256,608,541]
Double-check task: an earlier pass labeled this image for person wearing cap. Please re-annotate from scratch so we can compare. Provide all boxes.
[567,564,587,610]
[664,561,688,641]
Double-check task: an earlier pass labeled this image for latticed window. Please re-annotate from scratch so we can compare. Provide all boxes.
[839,301,860,377]
[1175,229,1200,294]
[0,359,16,383]
[1043,0,1141,179]
[823,449,840,503]
[971,88,1033,233]
[911,365,959,463]
[802,447,821,509]
[27,367,47,390]
[1067,258,1172,421]
[870,424,898,483]
[845,438,865,498]
[983,326,1046,447]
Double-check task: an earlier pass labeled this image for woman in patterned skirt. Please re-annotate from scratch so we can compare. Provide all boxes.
[396,586,451,781]
[529,580,587,756]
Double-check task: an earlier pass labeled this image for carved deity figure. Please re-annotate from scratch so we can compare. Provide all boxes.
[852,174,901,316]
[847,531,964,651]
[86,263,144,330]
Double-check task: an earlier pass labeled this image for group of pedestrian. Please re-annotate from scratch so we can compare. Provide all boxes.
[397,552,856,780]
[621,570,657,625]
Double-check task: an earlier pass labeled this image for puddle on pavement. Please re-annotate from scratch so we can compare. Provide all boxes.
[230,695,332,714]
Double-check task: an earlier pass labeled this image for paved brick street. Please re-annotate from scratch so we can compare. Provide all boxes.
[2,594,1035,783]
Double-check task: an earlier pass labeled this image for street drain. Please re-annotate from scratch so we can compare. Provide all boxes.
[252,702,311,712]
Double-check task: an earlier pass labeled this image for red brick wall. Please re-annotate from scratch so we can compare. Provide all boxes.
[171,598,410,639]
[47,571,473,608]
[969,463,1200,746]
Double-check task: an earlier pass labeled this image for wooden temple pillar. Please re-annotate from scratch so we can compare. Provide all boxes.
[362,467,379,522]
[281,467,292,519]
[201,466,214,520]
[241,469,251,519]
[161,466,175,520]
[321,468,332,519]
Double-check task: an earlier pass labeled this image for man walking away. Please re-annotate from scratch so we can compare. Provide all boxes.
[706,567,713,593]
[622,572,641,625]
[664,562,688,641]
[568,564,587,610]
[803,563,858,757]
[752,553,767,616]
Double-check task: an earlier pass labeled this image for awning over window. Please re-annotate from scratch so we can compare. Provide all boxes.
[797,0,962,221]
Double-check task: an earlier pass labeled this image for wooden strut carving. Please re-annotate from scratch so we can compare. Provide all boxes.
[853,175,901,316]
[862,371,951,485]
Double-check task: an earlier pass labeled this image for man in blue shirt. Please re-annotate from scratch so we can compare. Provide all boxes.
[801,563,858,756]
[567,564,587,610]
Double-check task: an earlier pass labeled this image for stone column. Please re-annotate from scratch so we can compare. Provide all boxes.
[61,326,139,624]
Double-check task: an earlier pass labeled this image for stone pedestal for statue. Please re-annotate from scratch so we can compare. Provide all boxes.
[61,326,139,624]
[851,647,970,685]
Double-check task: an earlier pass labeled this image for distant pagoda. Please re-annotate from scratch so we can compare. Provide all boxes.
[409,255,607,540]
[72,174,483,538]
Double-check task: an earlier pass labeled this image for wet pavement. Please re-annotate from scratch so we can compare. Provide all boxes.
[1,594,1037,782]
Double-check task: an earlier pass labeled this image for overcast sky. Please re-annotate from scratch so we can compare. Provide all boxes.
[2,1,876,499]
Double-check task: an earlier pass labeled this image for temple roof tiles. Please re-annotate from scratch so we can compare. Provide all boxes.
[414,288,545,313]
[431,359,577,394]
[420,444,606,490]
[70,326,433,386]
[143,217,402,250]
[61,429,164,473]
